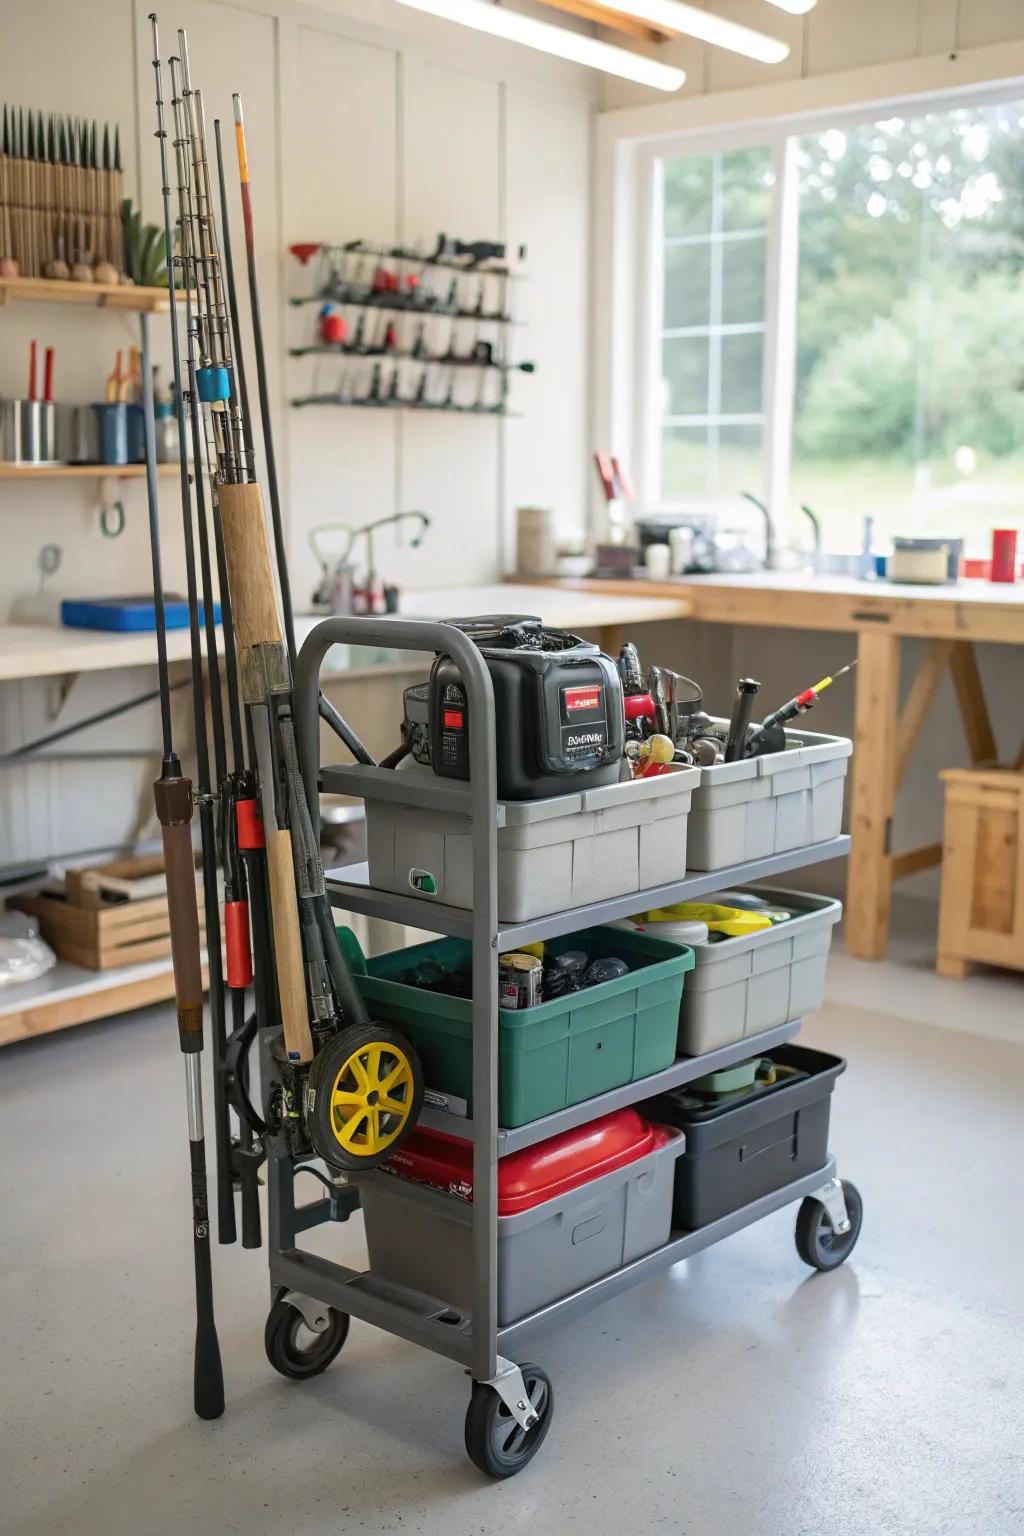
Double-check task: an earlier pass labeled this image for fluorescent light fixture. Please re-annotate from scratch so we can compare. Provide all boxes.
[610,3,790,63]
[393,0,686,91]
[393,0,687,91]
[763,0,817,13]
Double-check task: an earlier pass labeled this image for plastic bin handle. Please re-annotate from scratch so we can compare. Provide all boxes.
[293,616,497,828]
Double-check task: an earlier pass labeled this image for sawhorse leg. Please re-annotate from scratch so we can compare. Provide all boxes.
[846,629,900,958]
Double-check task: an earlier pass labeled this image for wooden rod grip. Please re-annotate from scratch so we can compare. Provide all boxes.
[265,827,314,1064]
[154,776,204,1048]
[217,481,284,655]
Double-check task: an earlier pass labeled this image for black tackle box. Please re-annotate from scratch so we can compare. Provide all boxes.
[645,1044,846,1230]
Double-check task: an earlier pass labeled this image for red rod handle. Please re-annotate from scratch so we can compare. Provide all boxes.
[43,347,54,404]
[236,796,265,850]
[28,339,37,401]
[225,900,254,990]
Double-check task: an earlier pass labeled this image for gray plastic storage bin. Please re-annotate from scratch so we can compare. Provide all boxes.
[352,1131,685,1325]
[365,763,699,923]
[679,889,842,1055]
[685,726,851,871]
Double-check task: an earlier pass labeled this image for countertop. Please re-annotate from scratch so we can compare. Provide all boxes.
[0,583,690,684]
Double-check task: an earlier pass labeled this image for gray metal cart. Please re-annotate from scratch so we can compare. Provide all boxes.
[266,616,860,1478]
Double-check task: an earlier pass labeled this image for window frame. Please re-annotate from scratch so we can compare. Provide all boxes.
[622,79,1024,545]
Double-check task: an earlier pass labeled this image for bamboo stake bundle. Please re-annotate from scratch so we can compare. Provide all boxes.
[0,104,124,278]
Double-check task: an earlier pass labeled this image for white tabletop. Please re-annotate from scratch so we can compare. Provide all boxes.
[0,584,690,684]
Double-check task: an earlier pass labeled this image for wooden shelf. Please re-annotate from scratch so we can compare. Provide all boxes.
[0,463,178,480]
[0,275,172,313]
[0,952,209,1046]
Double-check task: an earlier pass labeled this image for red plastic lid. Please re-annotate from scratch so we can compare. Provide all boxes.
[385,1109,670,1215]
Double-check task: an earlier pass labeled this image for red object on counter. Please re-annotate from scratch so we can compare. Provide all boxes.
[224,899,254,989]
[289,242,322,265]
[235,796,265,850]
[385,1109,672,1215]
[990,529,1018,583]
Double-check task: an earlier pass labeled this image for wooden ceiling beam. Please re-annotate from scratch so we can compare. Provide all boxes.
[533,0,677,44]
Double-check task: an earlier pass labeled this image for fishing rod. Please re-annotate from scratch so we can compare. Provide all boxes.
[145,12,223,1422]
[168,50,239,1247]
[177,34,268,1248]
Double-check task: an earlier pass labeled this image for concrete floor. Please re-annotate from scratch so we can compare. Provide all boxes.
[3,986,1023,1536]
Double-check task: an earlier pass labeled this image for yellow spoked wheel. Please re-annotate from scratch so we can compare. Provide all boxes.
[305,1023,424,1171]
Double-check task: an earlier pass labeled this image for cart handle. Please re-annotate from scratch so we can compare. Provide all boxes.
[293,616,497,827]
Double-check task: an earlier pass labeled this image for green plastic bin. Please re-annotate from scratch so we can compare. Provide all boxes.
[350,926,695,1128]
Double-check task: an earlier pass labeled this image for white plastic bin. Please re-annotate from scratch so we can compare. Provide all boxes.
[685,727,851,871]
[679,888,842,1055]
[365,764,699,922]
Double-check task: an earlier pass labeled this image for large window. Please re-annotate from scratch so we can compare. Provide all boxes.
[642,92,1024,551]
[658,146,775,501]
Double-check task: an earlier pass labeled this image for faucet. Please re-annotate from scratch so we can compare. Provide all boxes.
[309,510,431,610]
[741,491,775,571]
[800,504,822,574]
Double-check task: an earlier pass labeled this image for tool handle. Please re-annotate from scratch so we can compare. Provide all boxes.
[43,346,54,403]
[154,775,204,1050]
[28,339,37,401]
[225,899,254,989]
[724,678,761,763]
[239,1155,262,1249]
[217,482,283,657]
[265,828,314,1063]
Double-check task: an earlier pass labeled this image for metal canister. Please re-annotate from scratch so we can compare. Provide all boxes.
[499,952,543,1010]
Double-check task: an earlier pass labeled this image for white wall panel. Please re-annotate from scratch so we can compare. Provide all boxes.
[504,81,591,562]
[805,0,921,76]
[397,57,503,585]
[283,25,401,606]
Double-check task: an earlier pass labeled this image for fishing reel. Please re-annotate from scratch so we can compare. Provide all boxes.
[269,1020,424,1173]
[304,1023,424,1172]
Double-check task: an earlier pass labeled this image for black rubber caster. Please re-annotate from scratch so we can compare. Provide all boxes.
[795,1179,863,1271]
[464,1363,554,1479]
[264,1297,350,1379]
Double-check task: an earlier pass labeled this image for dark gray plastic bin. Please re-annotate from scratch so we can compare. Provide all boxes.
[646,1045,845,1229]
[352,1130,685,1325]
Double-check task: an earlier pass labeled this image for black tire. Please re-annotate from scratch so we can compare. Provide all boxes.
[795,1179,863,1271]
[264,1297,350,1379]
[305,1022,424,1172]
[464,1364,554,1479]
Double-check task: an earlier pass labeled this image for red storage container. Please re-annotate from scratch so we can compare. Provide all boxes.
[385,1109,669,1214]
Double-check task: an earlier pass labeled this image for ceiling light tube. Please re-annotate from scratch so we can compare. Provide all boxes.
[393,0,686,91]
[763,0,817,14]
[607,2,790,63]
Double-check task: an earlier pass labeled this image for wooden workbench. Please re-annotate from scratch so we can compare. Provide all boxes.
[545,572,1024,961]
[0,584,686,1042]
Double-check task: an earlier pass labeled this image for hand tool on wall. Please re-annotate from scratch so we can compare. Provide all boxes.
[143,13,223,1424]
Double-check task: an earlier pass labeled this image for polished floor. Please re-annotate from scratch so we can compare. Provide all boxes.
[2,953,1023,1535]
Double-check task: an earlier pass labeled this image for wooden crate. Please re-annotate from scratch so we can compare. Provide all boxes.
[937,767,1024,979]
[12,889,179,970]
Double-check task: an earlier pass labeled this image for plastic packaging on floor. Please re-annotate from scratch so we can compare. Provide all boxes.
[0,911,57,988]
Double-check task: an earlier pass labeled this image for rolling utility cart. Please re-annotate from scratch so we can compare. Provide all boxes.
[267,617,861,1479]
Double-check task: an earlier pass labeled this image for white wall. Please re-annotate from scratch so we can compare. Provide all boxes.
[0,0,594,866]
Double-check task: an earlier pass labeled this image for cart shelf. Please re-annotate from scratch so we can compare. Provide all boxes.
[269,1156,836,1368]
[497,1156,836,1353]
[416,1015,803,1152]
[325,835,851,948]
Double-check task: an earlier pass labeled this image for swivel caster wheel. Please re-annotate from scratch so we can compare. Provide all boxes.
[464,1363,554,1479]
[265,1296,350,1379]
[795,1179,863,1271]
